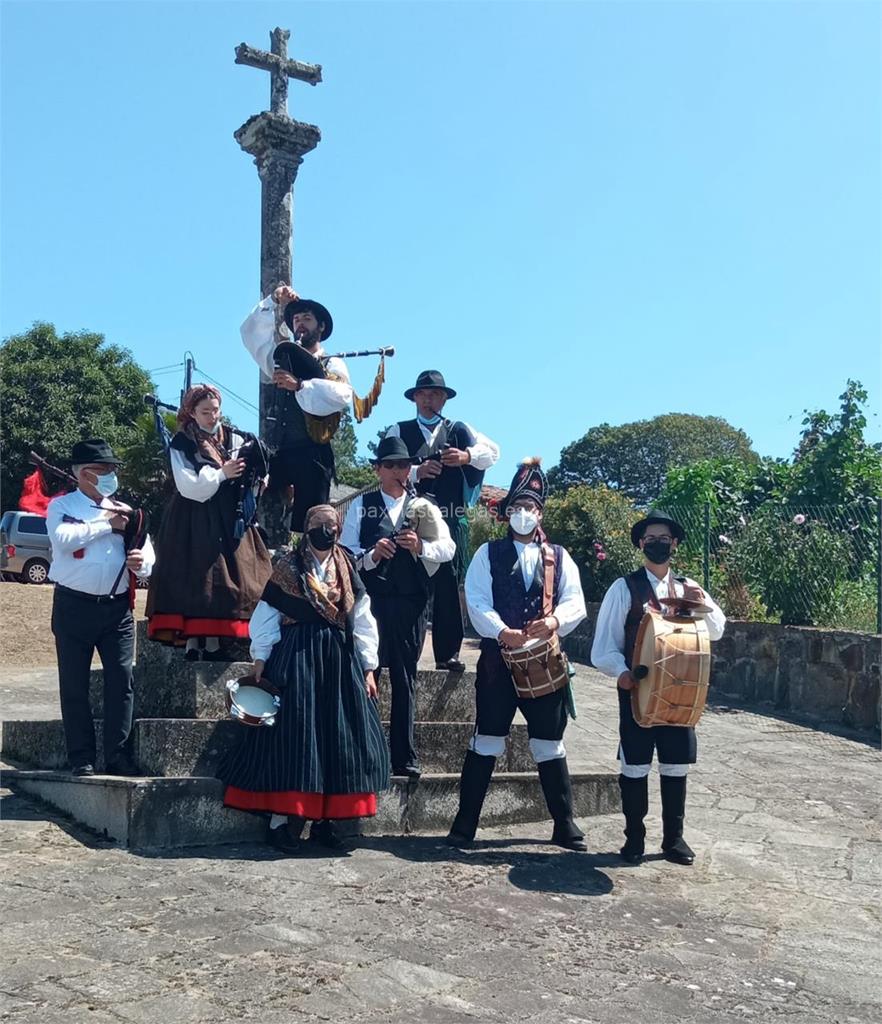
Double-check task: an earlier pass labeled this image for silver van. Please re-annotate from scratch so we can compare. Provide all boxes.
[0,511,52,583]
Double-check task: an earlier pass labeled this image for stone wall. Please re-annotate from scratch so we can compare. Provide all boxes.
[563,604,881,733]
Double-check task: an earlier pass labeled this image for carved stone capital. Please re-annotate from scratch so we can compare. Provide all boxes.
[234,112,321,170]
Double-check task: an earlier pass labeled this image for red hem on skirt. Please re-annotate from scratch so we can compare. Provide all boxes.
[223,786,377,820]
[147,614,251,640]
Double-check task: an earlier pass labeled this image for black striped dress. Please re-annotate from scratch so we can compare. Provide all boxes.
[219,600,390,819]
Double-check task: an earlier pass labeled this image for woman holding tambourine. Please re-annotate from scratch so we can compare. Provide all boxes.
[218,504,390,853]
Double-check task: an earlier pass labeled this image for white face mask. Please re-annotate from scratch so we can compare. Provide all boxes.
[510,508,539,535]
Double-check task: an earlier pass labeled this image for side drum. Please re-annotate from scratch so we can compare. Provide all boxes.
[631,611,711,728]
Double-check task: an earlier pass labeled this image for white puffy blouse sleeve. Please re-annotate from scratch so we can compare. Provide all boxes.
[352,590,380,671]
[249,600,282,663]
[464,543,508,639]
[170,448,225,503]
[296,356,353,415]
[590,578,631,679]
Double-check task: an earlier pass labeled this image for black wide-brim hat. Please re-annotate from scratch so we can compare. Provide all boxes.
[404,369,457,401]
[283,298,333,339]
[370,436,419,465]
[70,438,122,467]
[272,341,327,381]
[631,510,686,547]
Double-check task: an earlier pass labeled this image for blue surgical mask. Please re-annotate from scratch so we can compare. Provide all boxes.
[417,413,442,428]
[95,471,119,497]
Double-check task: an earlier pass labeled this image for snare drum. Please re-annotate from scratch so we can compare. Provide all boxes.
[501,635,570,700]
[225,675,282,727]
[631,611,710,728]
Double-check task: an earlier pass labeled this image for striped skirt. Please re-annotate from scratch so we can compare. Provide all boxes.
[219,620,390,819]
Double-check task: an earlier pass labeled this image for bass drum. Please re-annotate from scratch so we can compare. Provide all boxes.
[631,611,711,728]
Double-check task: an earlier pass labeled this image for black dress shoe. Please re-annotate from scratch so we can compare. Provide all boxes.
[309,820,346,849]
[267,824,302,854]
[619,840,644,865]
[184,648,201,662]
[445,830,474,849]
[436,658,466,673]
[202,648,230,663]
[392,765,422,780]
[553,834,588,852]
[662,837,695,865]
[71,764,95,777]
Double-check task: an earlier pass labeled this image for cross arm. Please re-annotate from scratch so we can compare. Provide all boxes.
[235,43,322,86]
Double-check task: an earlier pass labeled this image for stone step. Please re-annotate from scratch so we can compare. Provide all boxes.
[2,718,533,777]
[90,661,478,723]
[3,766,619,850]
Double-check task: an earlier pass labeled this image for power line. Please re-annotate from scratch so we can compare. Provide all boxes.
[193,363,260,416]
[148,362,184,373]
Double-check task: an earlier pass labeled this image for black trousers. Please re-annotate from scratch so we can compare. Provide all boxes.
[617,688,697,765]
[51,587,135,767]
[268,443,334,534]
[370,592,429,772]
[475,643,568,742]
[430,560,464,663]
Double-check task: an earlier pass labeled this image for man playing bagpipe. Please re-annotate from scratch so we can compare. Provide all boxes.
[46,439,154,776]
[591,511,727,866]
[241,285,353,534]
[340,436,455,779]
[386,370,500,672]
[447,458,588,850]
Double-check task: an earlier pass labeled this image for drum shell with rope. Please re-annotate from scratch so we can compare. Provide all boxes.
[501,635,570,700]
[631,611,711,728]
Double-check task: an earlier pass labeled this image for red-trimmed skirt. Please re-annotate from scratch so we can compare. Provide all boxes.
[147,614,250,643]
[224,786,377,820]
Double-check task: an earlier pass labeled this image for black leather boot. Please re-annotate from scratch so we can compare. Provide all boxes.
[538,757,587,851]
[446,750,496,847]
[619,775,648,864]
[660,775,695,865]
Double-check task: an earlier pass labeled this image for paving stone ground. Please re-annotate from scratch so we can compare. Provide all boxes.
[1,637,880,1023]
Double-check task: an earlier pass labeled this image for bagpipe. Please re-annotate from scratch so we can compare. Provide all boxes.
[267,342,395,448]
[372,480,447,584]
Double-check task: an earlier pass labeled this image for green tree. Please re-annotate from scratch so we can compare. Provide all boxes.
[118,411,177,531]
[542,485,641,602]
[331,408,375,490]
[549,414,757,505]
[1,323,154,510]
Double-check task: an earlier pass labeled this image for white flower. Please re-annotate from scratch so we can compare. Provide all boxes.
[718,534,731,545]
[792,514,806,525]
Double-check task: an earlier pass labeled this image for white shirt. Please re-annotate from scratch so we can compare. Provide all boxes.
[465,539,587,640]
[591,569,728,680]
[169,431,252,503]
[240,294,353,415]
[248,551,380,670]
[340,489,455,577]
[385,420,500,477]
[47,489,155,596]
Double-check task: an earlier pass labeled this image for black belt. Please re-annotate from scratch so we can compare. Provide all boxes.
[55,584,128,605]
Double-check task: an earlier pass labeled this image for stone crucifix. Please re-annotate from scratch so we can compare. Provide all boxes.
[234,27,323,544]
[235,27,322,116]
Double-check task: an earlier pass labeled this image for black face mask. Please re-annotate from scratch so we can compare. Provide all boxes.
[307,525,336,552]
[643,539,673,565]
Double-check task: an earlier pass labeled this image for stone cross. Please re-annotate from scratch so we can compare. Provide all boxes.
[234,27,323,544]
[235,27,322,116]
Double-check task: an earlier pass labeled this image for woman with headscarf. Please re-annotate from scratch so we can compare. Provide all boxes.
[146,384,272,660]
[219,505,390,852]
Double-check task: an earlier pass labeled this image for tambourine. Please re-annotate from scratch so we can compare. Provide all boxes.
[225,675,282,727]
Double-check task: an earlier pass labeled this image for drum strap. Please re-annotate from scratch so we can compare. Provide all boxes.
[540,543,556,619]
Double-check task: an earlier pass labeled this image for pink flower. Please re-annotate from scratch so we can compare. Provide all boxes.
[597,552,607,561]
[593,541,604,551]
[792,514,806,525]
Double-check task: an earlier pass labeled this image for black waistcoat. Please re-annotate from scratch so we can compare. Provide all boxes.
[275,354,331,449]
[487,538,563,631]
[358,489,428,599]
[623,569,662,669]
[397,419,485,522]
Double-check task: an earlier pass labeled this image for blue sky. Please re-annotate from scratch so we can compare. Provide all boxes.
[2,0,879,485]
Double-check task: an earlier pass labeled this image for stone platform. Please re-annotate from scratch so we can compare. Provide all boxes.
[1,624,619,849]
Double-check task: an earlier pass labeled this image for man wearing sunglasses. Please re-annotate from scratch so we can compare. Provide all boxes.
[591,511,726,867]
[340,436,455,778]
[385,370,500,673]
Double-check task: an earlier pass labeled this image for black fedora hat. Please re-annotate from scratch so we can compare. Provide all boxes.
[283,298,333,340]
[370,436,418,465]
[70,438,123,467]
[404,370,456,401]
[272,341,327,381]
[631,510,686,547]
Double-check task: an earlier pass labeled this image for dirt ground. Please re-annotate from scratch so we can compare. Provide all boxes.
[0,582,148,668]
